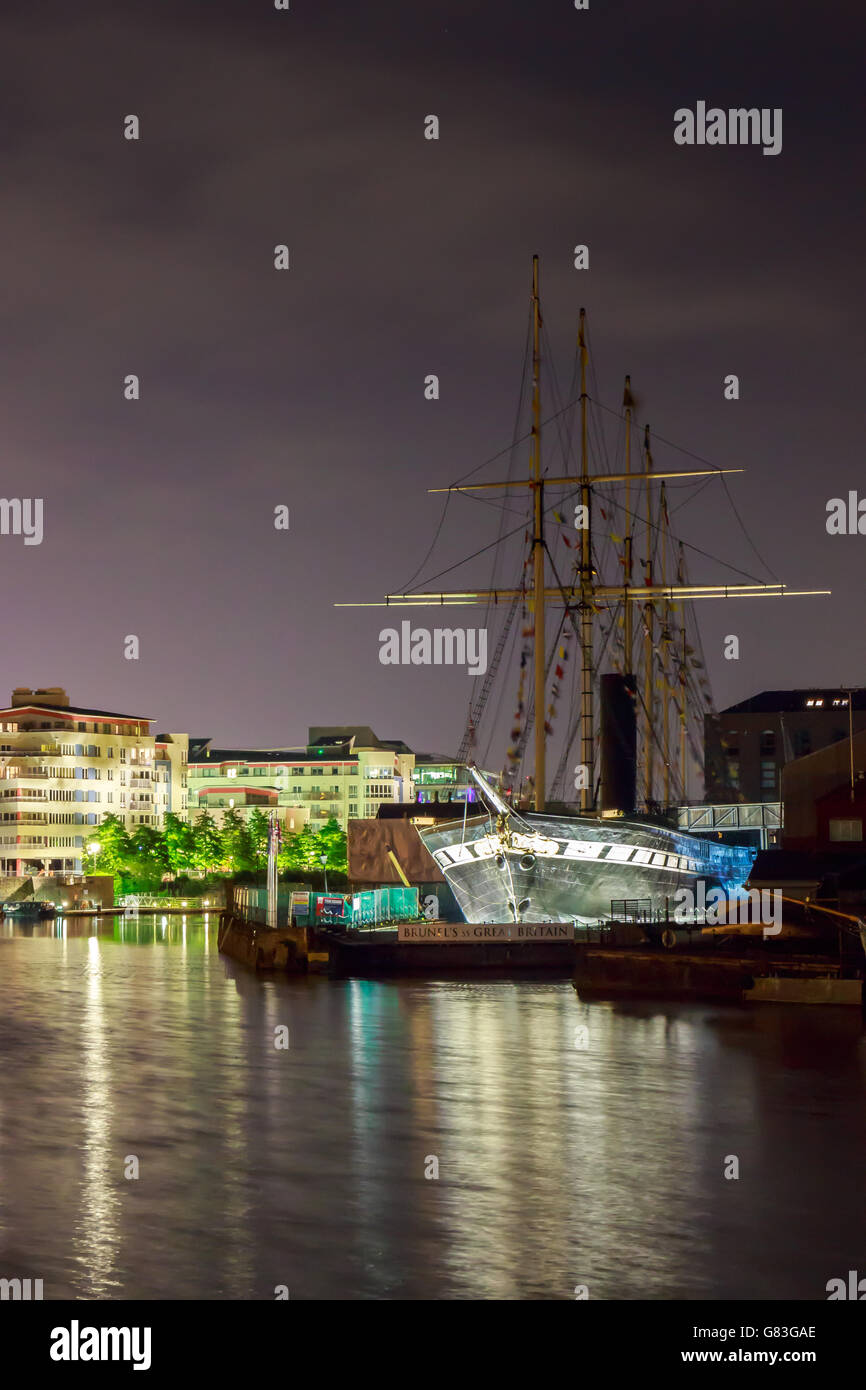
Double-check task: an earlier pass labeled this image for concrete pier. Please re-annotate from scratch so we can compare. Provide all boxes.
[217,912,331,973]
[574,946,862,1004]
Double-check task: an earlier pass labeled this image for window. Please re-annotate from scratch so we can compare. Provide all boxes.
[759,730,776,757]
[829,818,863,842]
[760,759,776,790]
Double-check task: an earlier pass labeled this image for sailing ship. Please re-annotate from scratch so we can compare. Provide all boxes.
[339,259,828,923]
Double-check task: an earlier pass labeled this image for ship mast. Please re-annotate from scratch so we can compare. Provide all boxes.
[578,309,593,812]
[677,544,688,800]
[530,256,546,813]
[622,376,634,672]
[338,260,831,816]
[643,423,655,807]
[660,480,671,807]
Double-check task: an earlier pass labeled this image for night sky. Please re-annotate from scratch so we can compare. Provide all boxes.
[2,0,863,761]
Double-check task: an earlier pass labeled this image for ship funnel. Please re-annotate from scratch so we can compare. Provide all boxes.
[600,673,637,816]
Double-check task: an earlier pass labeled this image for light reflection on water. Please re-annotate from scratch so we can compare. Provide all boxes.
[0,913,865,1300]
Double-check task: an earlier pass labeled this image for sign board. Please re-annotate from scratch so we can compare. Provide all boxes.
[315,894,346,920]
[397,922,575,943]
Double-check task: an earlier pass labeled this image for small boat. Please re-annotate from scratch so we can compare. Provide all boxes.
[2,900,57,919]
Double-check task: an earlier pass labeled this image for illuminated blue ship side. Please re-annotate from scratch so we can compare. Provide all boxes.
[417,772,755,924]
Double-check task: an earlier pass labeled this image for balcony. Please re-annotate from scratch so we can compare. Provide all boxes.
[0,744,58,756]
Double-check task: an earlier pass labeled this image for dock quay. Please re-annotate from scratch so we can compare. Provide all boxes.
[219,908,866,1001]
[218,911,578,976]
[574,945,863,1005]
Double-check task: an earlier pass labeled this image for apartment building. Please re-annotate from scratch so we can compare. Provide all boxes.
[412,753,497,804]
[0,687,188,876]
[188,726,415,833]
[704,689,866,803]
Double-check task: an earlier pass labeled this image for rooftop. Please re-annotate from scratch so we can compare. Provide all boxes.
[0,702,153,723]
[722,689,866,714]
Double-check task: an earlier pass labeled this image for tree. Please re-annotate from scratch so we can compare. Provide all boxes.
[317,817,347,872]
[83,814,131,875]
[127,825,170,890]
[191,810,222,875]
[162,812,196,876]
[246,808,270,868]
[220,807,254,874]
[277,829,301,875]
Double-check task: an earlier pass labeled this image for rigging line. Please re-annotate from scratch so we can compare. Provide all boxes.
[481,599,524,768]
[399,491,452,593]
[668,475,716,513]
[588,392,780,580]
[449,383,730,497]
[551,597,623,799]
[599,490,770,587]
[540,321,578,476]
[454,489,528,517]
[452,303,533,487]
[408,306,532,596]
[404,446,767,595]
[537,473,765,593]
[443,381,597,495]
[720,470,780,582]
[588,394,732,468]
[547,594,622,795]
[585,324,612,476]
[484,306,534,602]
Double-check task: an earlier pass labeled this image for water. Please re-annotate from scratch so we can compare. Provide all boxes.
[0,913,864,1300]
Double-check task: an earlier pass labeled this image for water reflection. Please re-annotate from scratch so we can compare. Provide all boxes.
[0,915,864,1299]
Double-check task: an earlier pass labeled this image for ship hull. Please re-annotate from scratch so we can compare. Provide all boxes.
[418,812,755,924]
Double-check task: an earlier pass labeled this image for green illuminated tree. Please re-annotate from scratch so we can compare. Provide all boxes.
[220,807,254,873]
[128,825,170,889]
[163,812,196,876]
[82,814,131,875]
[246,808,270,867]
[317,817,347,872]
[191,810,222,875]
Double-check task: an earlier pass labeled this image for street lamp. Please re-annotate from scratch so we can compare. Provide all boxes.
[320,852,328,896]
